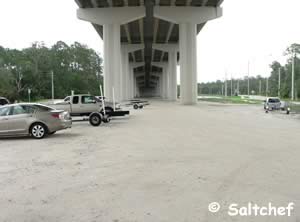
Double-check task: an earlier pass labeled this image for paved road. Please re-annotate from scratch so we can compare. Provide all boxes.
[0,101,299,222]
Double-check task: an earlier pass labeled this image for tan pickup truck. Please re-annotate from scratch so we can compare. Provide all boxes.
[51,94,120,117]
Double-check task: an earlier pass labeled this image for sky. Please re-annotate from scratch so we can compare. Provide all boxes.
[0,0,299,83]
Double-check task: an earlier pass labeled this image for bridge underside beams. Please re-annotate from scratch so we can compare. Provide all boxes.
[76,0,223,104]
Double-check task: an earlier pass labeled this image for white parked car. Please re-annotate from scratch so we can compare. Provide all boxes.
[264,97,290,114]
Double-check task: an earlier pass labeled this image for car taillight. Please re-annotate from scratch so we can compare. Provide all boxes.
[51,113,60,119]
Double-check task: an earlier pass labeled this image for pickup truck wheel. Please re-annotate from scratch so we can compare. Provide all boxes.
[89,113,102,126]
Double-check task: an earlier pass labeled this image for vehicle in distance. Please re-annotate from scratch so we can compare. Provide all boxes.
[126,99,150,109]
[0,97,9,106]
[0,103,72,139]
[264,97,290,114]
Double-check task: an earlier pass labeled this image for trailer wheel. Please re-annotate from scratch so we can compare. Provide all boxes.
[139,104,144,109]
[133,104,139,109]
[89,113,102,126]
[103,114,111,123]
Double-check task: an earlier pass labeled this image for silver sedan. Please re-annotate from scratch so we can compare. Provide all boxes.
[0,103,72,139]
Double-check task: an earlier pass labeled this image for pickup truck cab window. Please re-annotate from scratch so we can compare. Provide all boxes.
[72,96,79,104]
[81,96,96,104]
[64,96,70,102]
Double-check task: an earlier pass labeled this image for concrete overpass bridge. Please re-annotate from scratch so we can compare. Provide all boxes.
[75,0,223,104]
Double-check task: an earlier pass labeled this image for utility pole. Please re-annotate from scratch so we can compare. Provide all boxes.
[266,77,269,97]
[28,88,31,102]
[247,61,250,96]
[292,50,295,100]
[259,79,262,95]
[231,76,233,96]
[278,67,281,97]
[237,79,240,95]
[224,74,227,97]
[51,71,54,103]
[221,84,224,96]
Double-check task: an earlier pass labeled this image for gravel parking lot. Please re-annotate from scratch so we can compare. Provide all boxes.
[0,101,299,222]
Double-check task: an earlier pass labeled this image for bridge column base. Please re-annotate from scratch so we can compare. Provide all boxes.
[103,23,121,102]
[168,51,177,101]
[179,22,197,105]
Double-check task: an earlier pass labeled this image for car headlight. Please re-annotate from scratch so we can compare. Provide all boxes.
[287,107,290,111]
[266,106,269,109]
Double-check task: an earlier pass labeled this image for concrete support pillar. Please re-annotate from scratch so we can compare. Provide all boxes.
[121,47,129,101]
[129,62,144,99]
[134,77,140,97]
[129,68,134,99]
[153,6,222,105]
[103,23,121,102]
[168,51,177,101]
[123,46,144,101]
[179,22,197,105]
[152,62,169,100]
[128,65,134,99]
[77,7,145,101]
[159,75,163,98]
[155,74,161,98]
[163,67,169,99]
[152,45,178,101]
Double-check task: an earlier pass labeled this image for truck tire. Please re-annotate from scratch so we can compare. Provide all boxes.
[89,113,102,126]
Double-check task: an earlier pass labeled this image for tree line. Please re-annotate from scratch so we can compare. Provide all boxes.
[0,41,103,102]
[199,43,300,99]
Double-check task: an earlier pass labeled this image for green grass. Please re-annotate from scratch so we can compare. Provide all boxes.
[289,103,300,113]
[198,96,262,105]
[198,95,300,113]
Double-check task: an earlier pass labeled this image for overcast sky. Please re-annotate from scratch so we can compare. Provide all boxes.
[0,0,299,83]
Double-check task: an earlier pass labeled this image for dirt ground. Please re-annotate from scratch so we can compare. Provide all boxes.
[0,100,299,222]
